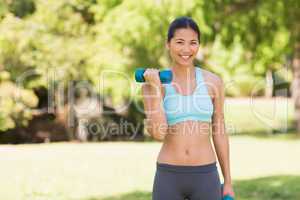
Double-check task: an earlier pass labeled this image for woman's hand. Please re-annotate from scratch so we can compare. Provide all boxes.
[143,68,161,87]
[222,183,235,197]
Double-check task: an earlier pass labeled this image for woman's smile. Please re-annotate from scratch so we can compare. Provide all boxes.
[179,54,192,60]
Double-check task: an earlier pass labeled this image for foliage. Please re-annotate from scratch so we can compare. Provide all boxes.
[0,0,298,132]
[0,72,38,131]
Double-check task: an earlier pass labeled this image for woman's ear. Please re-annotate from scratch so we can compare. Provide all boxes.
[165,42,170,50]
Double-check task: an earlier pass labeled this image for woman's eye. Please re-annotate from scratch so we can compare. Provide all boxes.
[176,41,183,44]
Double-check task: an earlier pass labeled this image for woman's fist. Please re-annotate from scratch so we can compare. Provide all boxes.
[143,68,161,85]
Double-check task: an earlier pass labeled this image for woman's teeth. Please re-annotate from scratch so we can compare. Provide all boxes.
[180,55,191,60]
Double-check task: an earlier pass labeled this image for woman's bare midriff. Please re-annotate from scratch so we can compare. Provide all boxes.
[157,120,216,166]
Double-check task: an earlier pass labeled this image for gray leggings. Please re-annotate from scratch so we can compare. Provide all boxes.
[152,162,222,200]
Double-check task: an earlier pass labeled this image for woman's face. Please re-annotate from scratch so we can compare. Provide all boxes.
[167,28,199,67]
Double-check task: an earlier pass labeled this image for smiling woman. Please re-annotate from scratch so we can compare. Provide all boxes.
[166,18,200,67]
[141,16,235,200]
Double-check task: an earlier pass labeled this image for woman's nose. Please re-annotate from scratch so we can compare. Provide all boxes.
[182,44,191,52]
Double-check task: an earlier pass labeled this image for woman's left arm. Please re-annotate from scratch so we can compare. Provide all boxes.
[211,76,234,197]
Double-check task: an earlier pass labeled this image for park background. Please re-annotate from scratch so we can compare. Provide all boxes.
[0,0,300,199]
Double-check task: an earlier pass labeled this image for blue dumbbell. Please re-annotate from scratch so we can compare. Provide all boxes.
[135,68,172,84]
[221,184,234,200]
[223,194,234,200]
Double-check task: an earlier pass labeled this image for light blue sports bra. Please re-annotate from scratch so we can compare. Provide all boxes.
[163,67,214,125]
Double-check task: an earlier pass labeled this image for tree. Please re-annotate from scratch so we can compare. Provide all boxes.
[208,0,300,133]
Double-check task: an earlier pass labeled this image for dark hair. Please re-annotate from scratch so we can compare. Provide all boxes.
[167,17,201,42]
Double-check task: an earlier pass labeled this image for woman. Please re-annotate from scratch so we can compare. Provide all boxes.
[141,17,235,200]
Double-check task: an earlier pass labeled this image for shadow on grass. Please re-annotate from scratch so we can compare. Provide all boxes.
[234,175,300,200]
[84,191,150,200]
[81,175,300,200]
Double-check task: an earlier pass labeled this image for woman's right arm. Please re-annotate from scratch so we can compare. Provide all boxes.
[141,69,168,141]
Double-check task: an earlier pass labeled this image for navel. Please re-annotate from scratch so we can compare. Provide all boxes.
[185,149,190,155]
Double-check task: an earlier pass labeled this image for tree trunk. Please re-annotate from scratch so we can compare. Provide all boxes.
[292,42,300,134]
[265,69,273,98]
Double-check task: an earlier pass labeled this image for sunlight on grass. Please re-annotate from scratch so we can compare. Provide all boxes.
[225,98,294,136]
[0,97,299,200]
[1,137,300,200]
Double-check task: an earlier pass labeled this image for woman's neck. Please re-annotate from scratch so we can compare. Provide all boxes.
[171,64,195,81]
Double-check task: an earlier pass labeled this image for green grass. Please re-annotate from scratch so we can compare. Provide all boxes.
[82,176,300,200]
[1,137,300,200]
[224,98,295,137]
[0,97,299,199]
[234,176,300,200]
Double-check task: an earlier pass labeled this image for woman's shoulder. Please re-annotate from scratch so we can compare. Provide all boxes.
[199,67,223,86]
[198,67,224,98]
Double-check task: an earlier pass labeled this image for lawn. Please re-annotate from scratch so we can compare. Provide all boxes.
[0,97,299,200]
[224,97,294,136]
[1,136,300,200]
